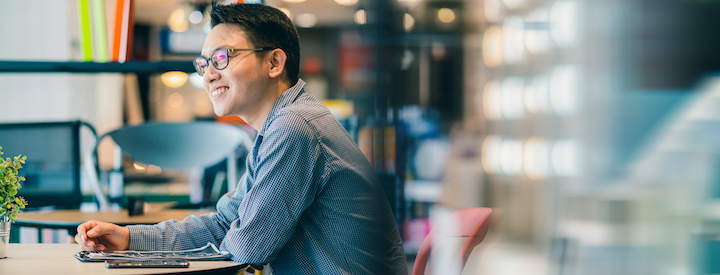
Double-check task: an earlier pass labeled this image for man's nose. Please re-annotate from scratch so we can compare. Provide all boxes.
[204,64,221,82]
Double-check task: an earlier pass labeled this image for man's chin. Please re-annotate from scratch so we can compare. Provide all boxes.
[213,105,230,117]
[213,110,230,117]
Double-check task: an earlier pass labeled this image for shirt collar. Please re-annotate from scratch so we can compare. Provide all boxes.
[259,78,306,136]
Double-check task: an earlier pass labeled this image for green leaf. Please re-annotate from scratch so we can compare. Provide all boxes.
[0,148,26,222]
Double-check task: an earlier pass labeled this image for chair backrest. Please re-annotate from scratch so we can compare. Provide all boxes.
[0,120,95,209]
[104,122,250,169]
[86,121,252,210]
[412,207,493,275]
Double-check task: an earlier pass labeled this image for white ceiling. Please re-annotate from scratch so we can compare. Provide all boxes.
[134,0,357,27]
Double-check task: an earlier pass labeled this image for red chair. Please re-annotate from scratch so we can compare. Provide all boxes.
[412,207,493,275]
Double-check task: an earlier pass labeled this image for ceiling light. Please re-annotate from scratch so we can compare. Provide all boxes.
[481,135,502,174]
[189,10,203,24]
[549,65,579,116]
[499,139,523,176]
[168,8,188,32]
[354,9,367,25]
[502,16,525,64]
[482,80,502,120]
[437,8,456,23]
[524,8,550,54]
[335,0,359,6]
[295,13,318,28]
[551,0,580,48]
[161,71,188,88]
[482,26,503,67]
[524,137,550,180]
[524,75,550,113]
[403,13,415,32]
[501,77,524,120]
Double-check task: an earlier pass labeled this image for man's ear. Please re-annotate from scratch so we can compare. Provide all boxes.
[267,49,287,79]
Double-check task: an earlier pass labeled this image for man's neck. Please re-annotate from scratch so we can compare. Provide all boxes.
[241,80,293,131]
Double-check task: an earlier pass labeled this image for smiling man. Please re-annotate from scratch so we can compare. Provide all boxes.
[75,3,407,274]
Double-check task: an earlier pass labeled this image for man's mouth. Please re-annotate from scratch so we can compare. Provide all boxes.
[211,87,229,97]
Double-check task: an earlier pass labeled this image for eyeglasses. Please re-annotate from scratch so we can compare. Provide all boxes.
[193,47,273,76]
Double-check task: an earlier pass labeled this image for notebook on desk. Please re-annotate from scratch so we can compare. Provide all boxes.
[74,243,231,262]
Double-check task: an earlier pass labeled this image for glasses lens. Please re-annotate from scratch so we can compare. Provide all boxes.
[212,49,229,70]
[194,57,208,76]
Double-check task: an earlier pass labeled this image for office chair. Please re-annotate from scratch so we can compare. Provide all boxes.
[84,121,253,210]
[412,207,492,275]
[0,120,96,210]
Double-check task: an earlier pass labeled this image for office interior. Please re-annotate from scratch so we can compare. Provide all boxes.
[2,0,720,274]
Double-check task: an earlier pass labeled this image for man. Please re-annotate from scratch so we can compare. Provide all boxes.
[75,3,407,274]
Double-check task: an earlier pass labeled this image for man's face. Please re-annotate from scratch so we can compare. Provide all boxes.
[201,24,270,118]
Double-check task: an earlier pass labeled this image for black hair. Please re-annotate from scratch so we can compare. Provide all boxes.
[211,3,300,85]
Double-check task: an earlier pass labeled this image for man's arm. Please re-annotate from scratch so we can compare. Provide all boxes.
[220,112,321,265]
[127,182,247,251]
[75,188,245,252]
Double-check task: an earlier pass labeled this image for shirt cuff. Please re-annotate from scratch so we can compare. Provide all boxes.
[127,224,161,251]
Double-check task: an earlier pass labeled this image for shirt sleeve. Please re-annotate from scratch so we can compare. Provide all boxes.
[127,174,248,251]
[220,111,322,265]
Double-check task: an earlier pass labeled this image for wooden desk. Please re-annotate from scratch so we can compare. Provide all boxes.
[0,244,246,275]
[15,208,215,236]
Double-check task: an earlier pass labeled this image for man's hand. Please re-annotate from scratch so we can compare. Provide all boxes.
[74,220,130,251]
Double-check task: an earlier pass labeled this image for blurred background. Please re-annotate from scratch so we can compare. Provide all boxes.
[3,0,720,274]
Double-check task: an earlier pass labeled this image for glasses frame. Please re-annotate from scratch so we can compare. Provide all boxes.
[193,47,274,76]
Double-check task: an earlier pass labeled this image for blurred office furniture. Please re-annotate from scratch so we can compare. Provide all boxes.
[412,207,492,275]
[85,121,253,210]
[0,120,96,210]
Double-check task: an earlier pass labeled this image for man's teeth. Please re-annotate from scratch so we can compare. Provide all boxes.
[211,87,228,97]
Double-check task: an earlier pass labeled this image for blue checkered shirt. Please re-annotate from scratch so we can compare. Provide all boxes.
[127,79,407,274]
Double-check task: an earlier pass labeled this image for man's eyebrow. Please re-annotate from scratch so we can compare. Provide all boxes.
[201,46,227,57]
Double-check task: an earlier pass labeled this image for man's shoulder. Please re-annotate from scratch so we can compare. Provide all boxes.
[274,96,332,123]
[264,105,323,140]
[263,94,341,141]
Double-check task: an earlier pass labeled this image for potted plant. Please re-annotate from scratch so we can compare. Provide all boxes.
[0,146,27,259]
